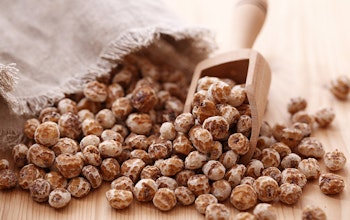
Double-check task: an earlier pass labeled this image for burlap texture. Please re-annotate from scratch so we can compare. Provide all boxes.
[0,0,216,149]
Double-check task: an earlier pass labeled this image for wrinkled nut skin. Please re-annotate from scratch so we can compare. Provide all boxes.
[106,83,125,108]
[281,168,307,188]
[83,81,108,102]
[246,159,264,179]
[262,167,282,184]
[121,158,146,183]
[207,80,231,103]
[100,158,120,181]
[205,203,231,220]
[253,176,280,202]
[156,176,178,190]
[330,75,350,100]
[12,143,29,168]
[187,174,211,197]
[280,153,301,169]
[159,122,177,141]
[140,165,161,181]
[202,160,226,181]
[95,109,116,129]
[219,150,238,170]
[195,194,218,214]
[225,164,246,188]
[185,151,208,170]
[133,178,158,202]
[106,189,133,209]
[175,186,195,206]
[202,116,229,140]
[210,179,232,202]
[80,134,100,151]
[302,205,327,220]
[298,158,321,179]
[319,173,345,195]
[57,98,78,115]
[314,107,335,127]
[82,145,102,166]
[111,176,134,191]
[131,85,158,112]
[0,169,18,190]
[236,115,252,137]
[29,178,51,203]
[67,177,91,198]
[52,138,79,156]
[287,97,307,115]
[0,159,9,171]
[98,140,123,159]
[175,169,195,187]
[253,203,277,220]
[157,156,184,177]
[174,113,195,133]
[24,118,40,139]
[58,112,82,139]
[234,212,257,220]
[45,171,67,189]
[279,183,302,205]
[270,142,291,159]
[82,118,103,137]
[192,99,217,124]
[111,97,133,121]
[260,148,281,168]
[18,164,45,190]
[240,176,255,186]
[48,188,71,209]
[82,165,102,189]
[280,127,303,148]
[126,113,153,135]
[230,184,257,211]
[227,133,250,155]
[173,134,194,156]
[190,127,214,154]
[27,144,55,168]
[152,188,177,211]
[148,140,172,160]
[55,153,84,179]
[324,149,347,171]
[297,137,325,158]
[34,121,60,147]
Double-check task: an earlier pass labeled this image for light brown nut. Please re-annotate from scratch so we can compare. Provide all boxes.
[281,168,307,188]
[287,97,307,115]
[98,140,123,158]
[280,153,301,169]
[210,179,231,202]
[228,85,246,107]
[174,113,195,133]
[52,137,79,156]
[291,111,315,126]
[298,158,321,179]
[207,80,231,103]
[58,112,82,140]
[156,156,184,177]
[297,137,325,158]
[302,205,327,220]
[111,176,134,192]
[77,97,102,114]
[280,127,304,148]
[55,153,84,179]
[164,97,184,116]
[253,176,280,202]
[67,177,91,198]
[29,178,51,202]
[39,107,61,123]
[236,115,252,137]
[208,141,223,160]
[175,186,195,206]
[152,188,177,211]
[195,194,218,214]
[130,149,153,165]
[192,99,217,124]
[12,143,29,168]
[133,178,158,202]
[159,122,176,141]
[219,150,239,169]
[175,169,195,186]
[81,118,103,137]
[48,188,71,209]
[314,107,335,128]
[202,160,226,181]
[111,97,133,121]
[227,133,250,155]
[100,158,120,181]
[125,133,149,150]
[270,142,291,159]
[292,122,312,138]
[234,212,257,220]
[106,189,133,209]
[82,165,102,189]
[173,133,194,156]
[259,121,273,137]
[126,113,152,135]
[256,136,275,150]
[140,165,161,181]
[26,144,55,168]
[230,184,257,211]
[197,76,220,91]
[84,80,107,102]
[131,85,158,113]
[0,169,18,190]
[272,123,287,142]
[189,127,214,154]
[82,145,102,166]
[80,134,100,151]
[205,203,231,220]
[148,139,172,160]
[0,159,9,171]
[279,183,302,205]
[156,176,178,190]
[262,167,282,185]
[260,148,280,168]
[121,158,146,183]
[240,176,256,186]
[253,203,277,220]
[185,151,208,170]
[217,104,240,127]
[106,83,125,108]
[45,171,67,189]
[324,149,347,171]
[188,174,211,197]
[202,116,229,140]
[18,164,45,190]
[330,75,350,100]
[34,121,60,147]
[246,159,264,179]
[57,98,78,115]
[225,164,246,188]
[95,109,116,129]
[101,129,123,142]
[111,124,129,138]
[319,173,345,195]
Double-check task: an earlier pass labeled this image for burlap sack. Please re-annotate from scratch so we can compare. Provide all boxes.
[0,0,216,149]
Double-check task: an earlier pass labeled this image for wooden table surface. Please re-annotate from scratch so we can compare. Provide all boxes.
[1,0,350,219]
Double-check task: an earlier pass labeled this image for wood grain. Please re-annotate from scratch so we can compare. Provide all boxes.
[1,0,350,219]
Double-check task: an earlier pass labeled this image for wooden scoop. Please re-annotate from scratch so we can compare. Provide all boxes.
[183,0,271,164]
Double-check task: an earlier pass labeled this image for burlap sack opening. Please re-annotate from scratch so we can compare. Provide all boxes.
[0,0,217,150]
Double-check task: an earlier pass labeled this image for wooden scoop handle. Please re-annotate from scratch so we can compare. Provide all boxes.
[232,0,268,49]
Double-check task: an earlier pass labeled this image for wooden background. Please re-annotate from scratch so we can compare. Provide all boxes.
[1,0,350,219]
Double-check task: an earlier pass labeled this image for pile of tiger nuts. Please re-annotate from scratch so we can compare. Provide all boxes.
[0,54,348,220]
